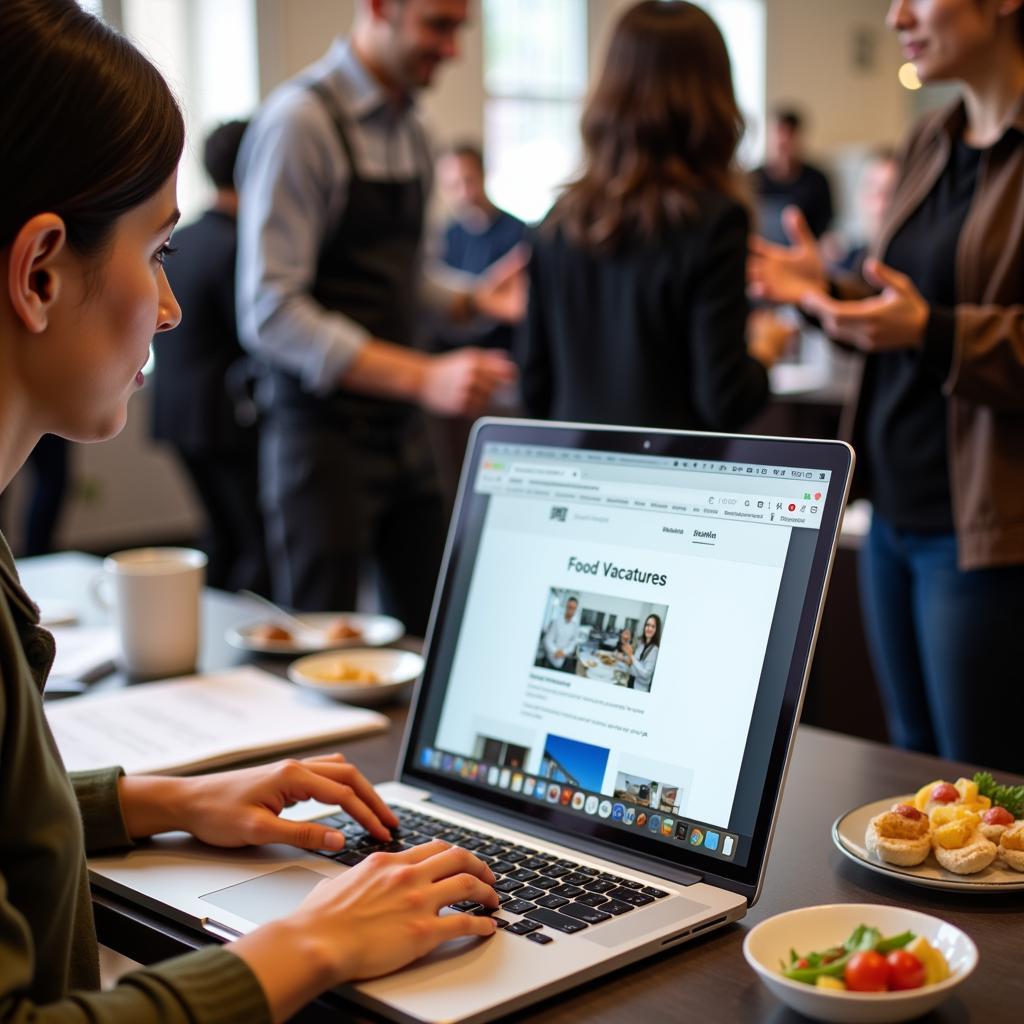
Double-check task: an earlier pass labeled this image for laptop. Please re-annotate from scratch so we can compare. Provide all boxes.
[90,420,853,1023]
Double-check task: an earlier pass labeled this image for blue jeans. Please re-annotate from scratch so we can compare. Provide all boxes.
[858,515,1024,773]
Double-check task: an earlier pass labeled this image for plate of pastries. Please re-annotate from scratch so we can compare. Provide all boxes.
[832,774,1024,892]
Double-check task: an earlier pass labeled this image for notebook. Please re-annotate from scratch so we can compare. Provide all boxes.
[89,420,853,1023]
[47,666,387,774]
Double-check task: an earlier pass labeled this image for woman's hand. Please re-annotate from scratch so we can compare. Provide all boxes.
[798,259,929,352]
[747,309,798,367]
[748,206,828,306]
[120,754,399,851]
[229,840,500,1021]
[293,840,499,979]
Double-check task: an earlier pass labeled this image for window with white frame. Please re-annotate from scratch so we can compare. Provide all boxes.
[692,0,767,167]
[482,0,588,225]
[120,0,260,223]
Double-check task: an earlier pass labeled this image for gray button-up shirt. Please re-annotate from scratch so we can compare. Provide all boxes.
[236,38,451,395]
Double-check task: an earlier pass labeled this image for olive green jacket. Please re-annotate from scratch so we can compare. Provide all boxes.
[0,536,271,1024]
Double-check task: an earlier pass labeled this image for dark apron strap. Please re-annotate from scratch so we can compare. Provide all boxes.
[307,79,361,177]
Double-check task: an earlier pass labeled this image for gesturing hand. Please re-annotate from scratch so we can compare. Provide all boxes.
[175,753,399,851]
[798,258,929,353]
[748,206,828,306]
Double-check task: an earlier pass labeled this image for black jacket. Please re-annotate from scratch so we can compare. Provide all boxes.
[517,193,768,431]
[151,210,254,453]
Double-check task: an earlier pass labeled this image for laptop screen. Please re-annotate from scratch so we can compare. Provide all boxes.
[401,421,852,897]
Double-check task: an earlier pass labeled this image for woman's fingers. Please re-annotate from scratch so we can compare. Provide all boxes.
[431,873,500,911]
[415,844,497,885]
[781,204,815,249]
[300,761,399,832]
[432,910,500,942]
[270,764,392,841]
[373,839,497,891]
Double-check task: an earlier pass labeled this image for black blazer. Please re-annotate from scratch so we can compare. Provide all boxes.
[151,210,254,453]
[517,193,768,431]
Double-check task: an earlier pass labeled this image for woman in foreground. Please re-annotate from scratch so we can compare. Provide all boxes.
[0,2,497,1021]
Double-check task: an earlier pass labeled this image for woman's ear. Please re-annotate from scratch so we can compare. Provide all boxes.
[7,214,68,333]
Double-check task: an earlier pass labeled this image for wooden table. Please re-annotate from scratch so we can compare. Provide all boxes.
[22,554,1024,1022]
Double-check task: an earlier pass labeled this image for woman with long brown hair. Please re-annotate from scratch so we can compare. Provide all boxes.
[517,0,787,429]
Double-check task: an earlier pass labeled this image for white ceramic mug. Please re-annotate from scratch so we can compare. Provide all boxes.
[92,547,207,679]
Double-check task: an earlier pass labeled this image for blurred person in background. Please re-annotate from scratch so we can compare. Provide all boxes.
[834,147,900,276]
[430,142,526,504]
[518,0,789,432]
[237,0,522,632]
[753,106,834,244]
[0,433,71,556]
[151,120,270,595]
[750,0,1024,774]
[434,142,526,353]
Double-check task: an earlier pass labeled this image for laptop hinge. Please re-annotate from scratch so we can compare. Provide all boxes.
[425,789,704,888]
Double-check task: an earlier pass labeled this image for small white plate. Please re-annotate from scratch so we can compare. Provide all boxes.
[288,648,424,705]
[833,796,1024,892]
[37,599,79,627]
[226,612,404,654]
[743,903,977,1023]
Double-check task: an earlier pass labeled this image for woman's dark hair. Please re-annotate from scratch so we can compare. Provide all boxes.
[548,0,747,251]
[641,614,662,654]
[0,0,185,256]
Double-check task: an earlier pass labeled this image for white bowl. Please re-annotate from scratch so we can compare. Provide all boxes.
[288,648,424,705]
[742,903,977,1023]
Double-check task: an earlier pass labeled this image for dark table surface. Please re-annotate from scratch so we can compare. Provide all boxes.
[21,553,1024,1023]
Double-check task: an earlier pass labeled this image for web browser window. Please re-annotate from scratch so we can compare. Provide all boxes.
[412,441,834,870]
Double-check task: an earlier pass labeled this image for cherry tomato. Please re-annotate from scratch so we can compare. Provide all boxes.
[794,958,809,969]
[894,803,923,820]
[930,783,959,803]
[886,950,926,991]
[844,951,889,992]
[982,806,1014,826]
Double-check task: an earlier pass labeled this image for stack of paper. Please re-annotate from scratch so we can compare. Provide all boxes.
[45,666,389,774]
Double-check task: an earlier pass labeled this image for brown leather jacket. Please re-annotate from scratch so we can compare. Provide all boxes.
[846,96,1024,570]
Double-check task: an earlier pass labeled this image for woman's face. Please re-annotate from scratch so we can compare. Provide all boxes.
[886,0,1011,82]
[644,617,656,641]
[22,173,181,443]
[620,628,632,646]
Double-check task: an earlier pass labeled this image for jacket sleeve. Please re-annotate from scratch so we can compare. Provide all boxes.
[0,881,271,1024]
[69,768,132,855]
[688,203,769,429]
[515,241,553,419]
[943,303,1024,412]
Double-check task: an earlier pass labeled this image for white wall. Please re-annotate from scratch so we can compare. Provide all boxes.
[766,0,910,158]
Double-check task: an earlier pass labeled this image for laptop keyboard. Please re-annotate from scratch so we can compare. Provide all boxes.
[310,806,668,945]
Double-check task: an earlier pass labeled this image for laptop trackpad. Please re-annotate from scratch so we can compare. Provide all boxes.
[582,895,710,948]
[201,866,328,925]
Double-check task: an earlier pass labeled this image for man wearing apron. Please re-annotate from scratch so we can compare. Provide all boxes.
[237,1,519,634]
